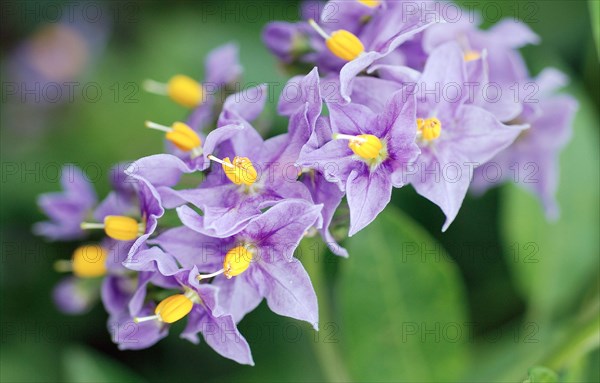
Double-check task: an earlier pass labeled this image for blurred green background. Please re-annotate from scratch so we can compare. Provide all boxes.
[1,1,598,382]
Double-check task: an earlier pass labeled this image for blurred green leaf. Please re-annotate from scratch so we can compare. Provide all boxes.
[523,366,558,383]
[501,85,600,320]
[62,345,145,383]
[338,206,468,381]
[590,0,600,60]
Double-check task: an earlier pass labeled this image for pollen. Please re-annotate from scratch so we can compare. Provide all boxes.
[103,215,142,241]
[335,133,383,160]
[417,117,442,141]
[71,245,107,278]
[167,75,203,108]
[308,19,365,62]
[358,0,380,7]
[153,294,194,324]
[223,245,254,279]
[463,50,481,62]
[222,157,258,187]
[166,122,202,152]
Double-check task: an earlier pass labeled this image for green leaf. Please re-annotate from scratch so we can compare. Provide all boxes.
[523,366,559,383]
[501,85,600,320]
[338,206,469,381]
[62,345,145,383]
[590,0,600,61]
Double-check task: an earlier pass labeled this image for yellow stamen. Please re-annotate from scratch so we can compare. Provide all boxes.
[143,75,203,108]
[145,120,202,155]
[134,294,194,324]
[308,19,364,62]
[81,216,143,241]
[197,245,255,280]
[209,155,258,187]
[417,118,442,141]
[358,0,380,7]
[223,245,254,279]
[72,245,107,278]
[335,133,383,160]
[463,50,481,62]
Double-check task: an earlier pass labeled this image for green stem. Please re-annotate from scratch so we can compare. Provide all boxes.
[542,312,600,371]
[302,237,351,382]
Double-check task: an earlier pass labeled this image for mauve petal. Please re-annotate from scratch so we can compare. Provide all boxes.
[123,246,180,276]
[346,168,393,236]
[328,101,378,136]
[101,275,136,316]
[109,304,168,350]
[417,42,467,118]
[410,152,473,232]
[205,43,242,85]
[242,199,322,260]
[218,84,268,129]
[150,226,228,271]
[257,257,319,330]
[53,277,98,314]
[485,19,540,48]
[213,272,264,323]
[183,308,254,365]
[303,172,348,257]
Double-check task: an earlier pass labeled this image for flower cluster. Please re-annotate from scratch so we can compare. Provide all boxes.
[35,0,576,365]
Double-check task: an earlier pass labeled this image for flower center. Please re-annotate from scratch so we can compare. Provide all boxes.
[417,118,442,142]
[334,133,384,160]
[134,290,199,324]
[143,74,203,108]
[463,50,481,62]
[80,215,145,241]
[145,120,203,157]
[308,19,365,61]
[197,245,255,280]
[54,244,107,278]
[208,155,258,187]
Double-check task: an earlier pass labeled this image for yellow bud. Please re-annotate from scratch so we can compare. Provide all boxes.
[358,0,380,7]
[326,30,365,61]
[154,294,193,323]
[417,117,442,141]
[165,122,202,152]
[463,50,481,62]
[167,75,203,108]
[223,157,258,187]
[72,245,107,278]
[348,134,383,159]
[223,246,254,278]
[104,215,140,241]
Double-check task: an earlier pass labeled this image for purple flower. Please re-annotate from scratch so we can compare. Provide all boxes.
[471,68,577,219]
[422,13,539,122]
[154,200,322,328]
[403,42,528,230]
[299,88,420,236]
[112,246,254,364]
[264,1,440,102]
[163,86,315,238]
[33,165,97,241]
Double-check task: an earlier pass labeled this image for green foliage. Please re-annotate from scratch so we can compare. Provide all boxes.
[338,207,468,381]
[62,345,145,382]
